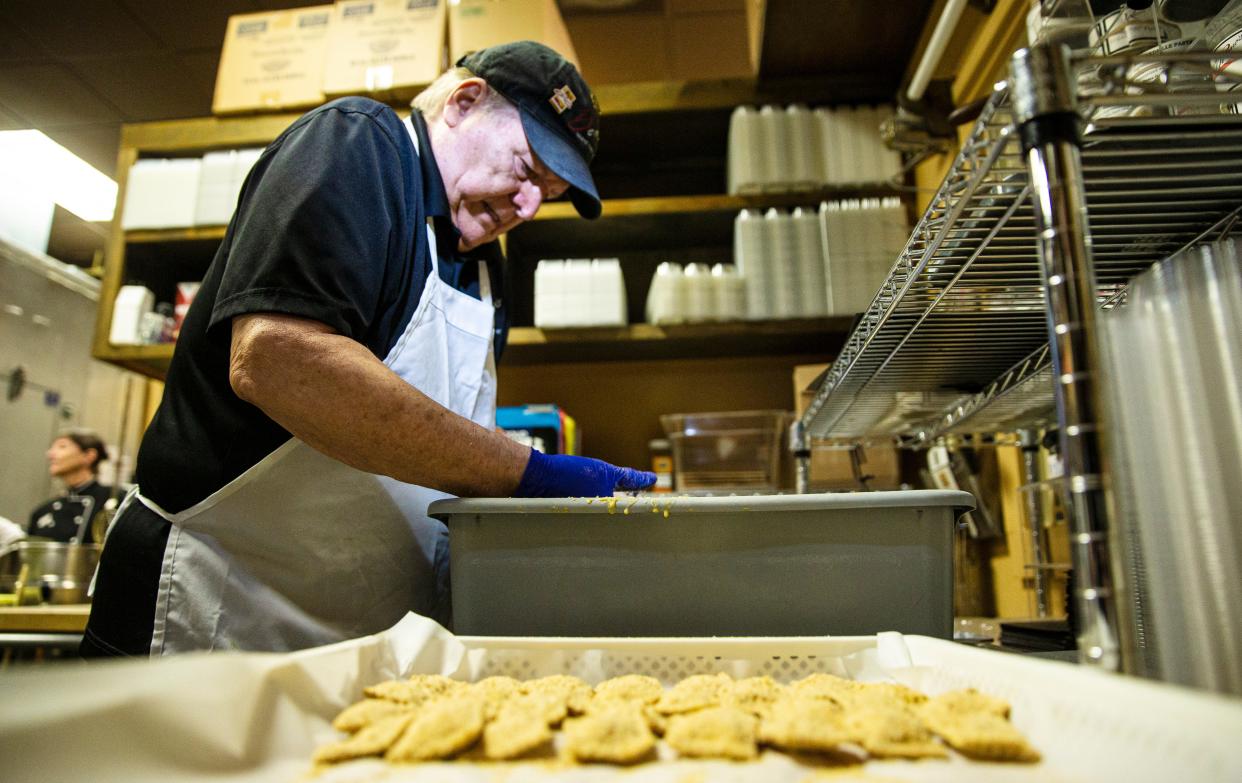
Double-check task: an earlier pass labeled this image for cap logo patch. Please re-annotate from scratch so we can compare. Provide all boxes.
[549,85,576,114]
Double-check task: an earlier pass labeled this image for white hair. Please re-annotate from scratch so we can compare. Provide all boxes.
[411,66,511,120]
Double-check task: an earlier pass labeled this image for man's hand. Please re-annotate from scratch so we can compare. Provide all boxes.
[513,449,656,498]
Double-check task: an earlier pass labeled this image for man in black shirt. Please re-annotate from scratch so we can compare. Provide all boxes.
[83,42,653,657]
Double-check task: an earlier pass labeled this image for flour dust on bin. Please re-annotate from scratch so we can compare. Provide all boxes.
[431,490,974,638]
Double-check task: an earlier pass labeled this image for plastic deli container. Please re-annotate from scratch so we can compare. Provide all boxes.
[431,490,974,639]
[660,410,787,491]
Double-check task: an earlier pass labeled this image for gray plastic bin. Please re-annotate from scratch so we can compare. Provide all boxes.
[430,490,974,639]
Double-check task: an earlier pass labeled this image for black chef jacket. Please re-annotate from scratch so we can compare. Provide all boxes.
[27,480,114,543]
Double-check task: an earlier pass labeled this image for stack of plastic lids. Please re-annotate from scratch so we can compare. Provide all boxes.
[1101,237,1242,697]
[820,197,907,315]
[534,259,627,328]
[734,208,772,319]
[727,107,763,195]
[728,103,902,194]
[765,208,800,317]
[121,158,203,229]
[785,104,821,191]
[731,199,907,320]
[790,206,828,317]
[646,262,746,324]
[193,148,263,226]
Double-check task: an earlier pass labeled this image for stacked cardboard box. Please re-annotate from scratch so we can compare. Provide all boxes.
[792,363,902,490]
[214,0,579,115]
[213,5,333,115]
[323,0,447,103]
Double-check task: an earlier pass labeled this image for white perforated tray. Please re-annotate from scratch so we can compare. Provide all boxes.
[2,615,1240,783]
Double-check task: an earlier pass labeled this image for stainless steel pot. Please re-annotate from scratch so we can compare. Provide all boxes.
[0,541,101,604]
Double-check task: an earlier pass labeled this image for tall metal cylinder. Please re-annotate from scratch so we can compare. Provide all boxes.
[1009,45,1133,671]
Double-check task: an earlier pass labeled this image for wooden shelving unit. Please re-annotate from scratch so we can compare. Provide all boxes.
[92,75,880,463]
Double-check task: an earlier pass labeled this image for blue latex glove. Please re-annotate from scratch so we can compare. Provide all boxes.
[513,448,657,498]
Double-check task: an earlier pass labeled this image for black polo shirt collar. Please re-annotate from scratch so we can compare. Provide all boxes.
[407,110,462,258]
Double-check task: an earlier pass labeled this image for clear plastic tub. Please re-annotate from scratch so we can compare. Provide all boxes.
[660,410,787,491]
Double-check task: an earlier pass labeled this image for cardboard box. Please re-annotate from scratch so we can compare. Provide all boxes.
[792,363,902,490]
[449,0,578,67]
[564,13,668,85]
[323,0,447,102]
[213,5,332,115]
[670,10,752,80]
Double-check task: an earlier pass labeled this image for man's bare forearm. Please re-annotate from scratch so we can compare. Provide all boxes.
[229,313,529,497]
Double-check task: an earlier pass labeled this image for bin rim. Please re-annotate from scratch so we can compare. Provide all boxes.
[430,489,975,520]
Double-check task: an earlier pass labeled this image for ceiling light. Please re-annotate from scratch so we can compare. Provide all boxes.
[0,130,117,222]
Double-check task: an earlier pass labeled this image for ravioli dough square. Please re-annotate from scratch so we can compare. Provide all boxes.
[666,706,759,760]
[920,710,1040,763]
[758,696,853,753]
[788,673,860,705]
[483,702,554,760]
[385,695,485,762]
[922,688,1011,718]
[331,699,411,734]
[471,675,521,719]
[522,674,594,715]
[655,672,733,715]
[562,704,656,764]
[594,674,664,705]
[314,712,415,764]
[727,676,787,717]
[846,705,947,760]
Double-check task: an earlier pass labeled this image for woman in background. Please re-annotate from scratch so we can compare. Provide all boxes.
[28,429,113,543]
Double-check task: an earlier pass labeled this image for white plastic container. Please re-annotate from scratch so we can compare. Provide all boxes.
[758,104,792,191]
[815,106,846,186]
[533,259,566,328]
[108,285,155,345]
[734,209,771,320]
[765,208,800,319]
[727,105,763,195]
[682,262,714,322]
[122,158,202,229]
[784,103,820,191]
[791,206,827,317]
[589,258,627,327]
[646,261,683,325]
[711,262,746,322]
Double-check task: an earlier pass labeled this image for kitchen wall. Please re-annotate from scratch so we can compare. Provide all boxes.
[0,238,146,527]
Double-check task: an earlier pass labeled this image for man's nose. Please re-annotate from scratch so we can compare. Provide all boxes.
[513,180,544,221]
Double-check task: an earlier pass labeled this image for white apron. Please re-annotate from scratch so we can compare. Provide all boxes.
[140,118,498,654]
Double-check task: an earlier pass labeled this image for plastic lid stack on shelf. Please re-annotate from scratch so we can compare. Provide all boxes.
[121,159,202,230]
[193,148,263,227]
[534,258,626,328]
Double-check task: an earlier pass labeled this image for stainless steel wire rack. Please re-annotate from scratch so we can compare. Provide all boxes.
[800,50,1242,443]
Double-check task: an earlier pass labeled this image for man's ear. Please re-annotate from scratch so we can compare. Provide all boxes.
[442,78,488,128]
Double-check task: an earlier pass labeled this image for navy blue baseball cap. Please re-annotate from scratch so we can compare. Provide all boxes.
[457,41,602,219]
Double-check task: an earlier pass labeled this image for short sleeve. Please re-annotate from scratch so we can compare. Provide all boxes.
[210,104,407,341]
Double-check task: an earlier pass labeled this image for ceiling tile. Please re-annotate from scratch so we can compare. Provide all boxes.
[116,0,249,51]
[43,123,122,178]
[0,103,31,130]
[4,0,162,59]
[177,48,223,95]
[0,10,48,62]
[74,55,212,122]
[0,64,122,126]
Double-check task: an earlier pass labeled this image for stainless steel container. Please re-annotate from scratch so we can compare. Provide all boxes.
[0,542,101,604]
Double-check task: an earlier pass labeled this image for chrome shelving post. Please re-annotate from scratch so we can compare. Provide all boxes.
[1010,44,1132,671]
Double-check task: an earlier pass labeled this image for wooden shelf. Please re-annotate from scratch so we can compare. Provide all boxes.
[94,318,855,379]
[121,188,906,245]
[503,318,855,365]
[0,604,90,633]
